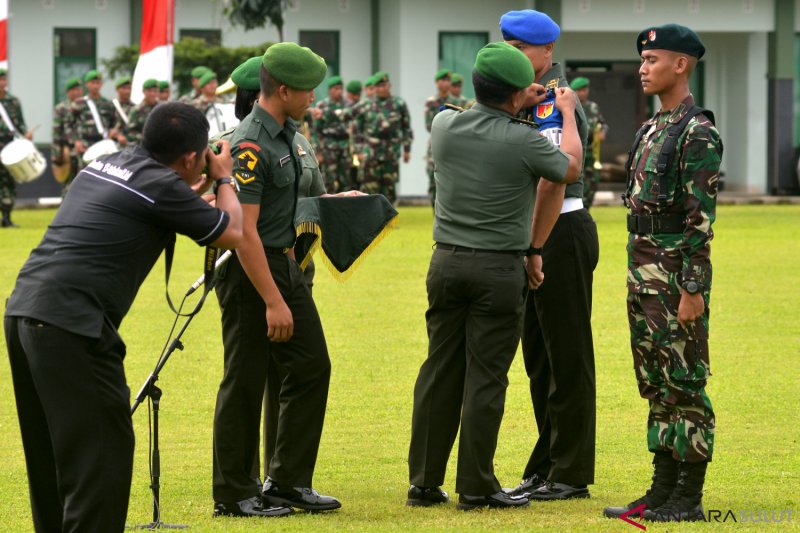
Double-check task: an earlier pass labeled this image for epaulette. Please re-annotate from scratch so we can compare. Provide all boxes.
[439,103,465,112]
[245,118,261,141]
[510,116,539,129]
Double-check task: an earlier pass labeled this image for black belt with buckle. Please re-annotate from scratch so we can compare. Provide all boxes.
[264,246,288,255]
[436,243,525,256]
[626,213,686,234]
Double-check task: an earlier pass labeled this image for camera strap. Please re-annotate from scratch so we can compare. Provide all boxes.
[164,236,219,317]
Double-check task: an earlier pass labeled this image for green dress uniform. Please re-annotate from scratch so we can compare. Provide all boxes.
[408,102,571,496]
[212,103,332,502]
[0,92,28,225]
[624,94,722,464]
[423,93,458,206]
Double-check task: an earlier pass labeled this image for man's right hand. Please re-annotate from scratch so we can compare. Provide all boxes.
[206,140,234,180]
[554,87,577,114]
[523,83,548,107]
[266,298,294,342]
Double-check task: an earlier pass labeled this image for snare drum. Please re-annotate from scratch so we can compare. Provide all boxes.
[0,138,46,183]
[83,139,119,164]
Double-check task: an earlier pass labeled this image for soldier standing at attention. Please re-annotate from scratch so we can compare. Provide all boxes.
[424,69,455,207]
[449,73,472,108]
[570,77,608,209]
[353,72,412,203]
[158,80,172,102]
[192,71,220,113]
[51,76,83,192]
[112,76,134,146]
[179,65,211,103]
[126,79,161,146]
[501,9,600,502]
[313,75,350,192]
[0,68,31,228]
[69,70,116,164]
[362,75,377,101]
[406,42,584,511]
[345,80,362,107]
[604,24,722,523]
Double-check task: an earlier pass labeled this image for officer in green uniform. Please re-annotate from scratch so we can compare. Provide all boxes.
[313,75,351,192]
[212,42,341,518]
[406,42,584,511]
[570,77,608,209]
[69,70,116,165]
[604,24,722,523]
[0,68,31,228]
[51,76,83,192]
[423,68,456,207]
[125,79,160,146]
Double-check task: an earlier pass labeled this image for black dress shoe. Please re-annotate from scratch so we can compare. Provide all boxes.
[527,481,590,501]
[504,474,547,498]
[213,496,294,517]
[406,485,449,507]
[457,491,530,511]
[262,477,341,511]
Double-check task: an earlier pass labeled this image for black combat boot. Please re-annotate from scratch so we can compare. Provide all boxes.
[643,460,707,522]
[1,206,17,228]
[603,451,678,518]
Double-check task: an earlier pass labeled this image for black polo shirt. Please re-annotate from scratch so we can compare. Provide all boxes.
[5,146,228,339]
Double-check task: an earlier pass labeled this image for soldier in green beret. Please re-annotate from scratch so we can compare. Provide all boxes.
[423,69,457,207]
[449,73,472,109]
[158,80,171,102]
[212,42,341,518]
[570,77,608,209]
[125,79,160,146]
[312,75,352,192]
[407,42,584,511]
[112,76,134,146]
[0,69,32,227]
[192,71,220,113]
[353,71,412,203]
[51,76,84,192]
[345,80,362,107]
[604,23,721,524]
[67,70,116,167]
[179,65,211,103]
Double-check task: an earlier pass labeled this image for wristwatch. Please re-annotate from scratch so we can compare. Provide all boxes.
[214,176,239,195]
[681,280,702,295]
[526,245,543,257]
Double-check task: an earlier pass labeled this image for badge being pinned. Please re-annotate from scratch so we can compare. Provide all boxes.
[536,103,554,119]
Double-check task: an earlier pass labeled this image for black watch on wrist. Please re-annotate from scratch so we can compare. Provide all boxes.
[213,176,239,195]
[681,280,702,295]
[526,245,543,257]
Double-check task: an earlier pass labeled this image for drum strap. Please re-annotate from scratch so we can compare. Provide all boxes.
[86,98,107,138]
[0,101,18,135]
[112,98,130,127]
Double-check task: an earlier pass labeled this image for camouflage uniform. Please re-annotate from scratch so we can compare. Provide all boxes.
[51,99,80,189]
[125,101,159,146]
[354,95,412,203]
[581,99,608,208]
[313,96,351,192]
[0,93,27,216]
[424,93,458,205]
[69,95,117,150]
[625,95,722,463]
[113,99,135,133]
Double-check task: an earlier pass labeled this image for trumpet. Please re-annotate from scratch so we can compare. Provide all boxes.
[592,121,603,171]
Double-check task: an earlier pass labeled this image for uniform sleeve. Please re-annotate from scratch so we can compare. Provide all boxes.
[13,99,27,134]
[308,145,326,197]
[523,132,570,183]
[401,101,413,152]
[679,123,721,288]
[151,179,230,246]
[424,100,435,132]
[69,102,86,146]
[232,141,266,205]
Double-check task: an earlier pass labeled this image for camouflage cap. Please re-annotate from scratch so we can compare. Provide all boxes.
[65,77,81,91]
[474,42,534,89]
[84,70,101,83]
[262,42,327,90]
[191,66,211,79]
[115,76,132,88]
[570,76,589,90]
[435,68,451,81]
[326,75,343,88]
[373,71,390,83]
[142,78,159,90]
[451,73,464,86]
[346,80,362,93]
[231,56,262,91]
[637,23,705,59]
[158,80,170,91]
[198,71,217,88]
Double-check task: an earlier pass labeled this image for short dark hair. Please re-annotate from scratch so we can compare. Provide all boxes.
[259,66,280,97]
[234,86,259,120]
[472,70,518,108]
[142,102,209,165]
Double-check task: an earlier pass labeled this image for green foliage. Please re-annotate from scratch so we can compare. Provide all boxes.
[101,44,140,80]
[224,0,287,40]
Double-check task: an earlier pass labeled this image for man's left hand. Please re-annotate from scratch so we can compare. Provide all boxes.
[677,290,704,329]
[526,254,544,290]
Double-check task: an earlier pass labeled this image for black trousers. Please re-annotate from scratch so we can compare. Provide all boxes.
[408,248,527,495]
[5,316,134,533]
[212,252,330,503]
[521,208,599,485]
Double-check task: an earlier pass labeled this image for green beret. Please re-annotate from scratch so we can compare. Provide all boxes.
[346,80,362,93]
[435,68,451,81]
[373,71,390,83]
[65,77,81,91]
[231,56,262,91]
[474,42,534,89]
[326,75,343,88]
[158,80,170,91]
[364,76,376,88]
[198,71,217,88]
[262,42,327,90]
[0,68,7,78]
[191,66,211,79]
[637,23,705,59]
[83,70,101,83]
[142,78,159,90]
[570,77,590,90]
[451,73,463,86]
[115,76,132,88]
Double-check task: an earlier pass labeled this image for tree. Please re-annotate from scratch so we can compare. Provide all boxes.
[223,0,288,41]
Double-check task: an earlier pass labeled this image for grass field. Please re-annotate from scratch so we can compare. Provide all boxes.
[1,205,798,531]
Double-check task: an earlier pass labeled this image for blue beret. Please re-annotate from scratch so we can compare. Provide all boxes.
[500,9,560,45]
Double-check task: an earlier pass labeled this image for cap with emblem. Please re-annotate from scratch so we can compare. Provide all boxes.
[435,68,451,81]
[451,73,464,86]
[83,70,101,83]
[191,66,211,79]
[636,23,705,59]
[262,42,327,90]
[198,71,217,88]
[500,9,560,45]
[326,75,343,88]
[346,80,362,93]
[142,78,159,90]
[570,77,589,90]
[158,80,170,91]
[373,71,390,83]
[231,56,262,91]
[474,42,535,89]
[65,77,81,91]
[115,76,132,88]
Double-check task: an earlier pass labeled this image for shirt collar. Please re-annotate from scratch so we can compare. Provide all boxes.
[250,103,297,139]
[657,94,696,124]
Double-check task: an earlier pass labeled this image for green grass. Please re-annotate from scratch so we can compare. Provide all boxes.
[1,205,798,531]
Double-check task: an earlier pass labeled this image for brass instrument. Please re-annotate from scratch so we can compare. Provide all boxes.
[592,121,603,170]
[349,121,360,168]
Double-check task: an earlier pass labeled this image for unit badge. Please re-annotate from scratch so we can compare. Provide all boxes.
[536,103,554,119]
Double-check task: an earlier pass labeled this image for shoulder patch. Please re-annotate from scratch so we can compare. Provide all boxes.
[440,103,464,113]
[235,149,260,173]
[237,141,261,152]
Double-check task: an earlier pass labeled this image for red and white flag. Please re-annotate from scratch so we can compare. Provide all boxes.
[131,0,174,103]
[0,0,8,71]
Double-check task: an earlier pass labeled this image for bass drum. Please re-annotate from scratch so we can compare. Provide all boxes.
[1,138,46,183]
[206,103,239,139]
[83,139,119,164]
